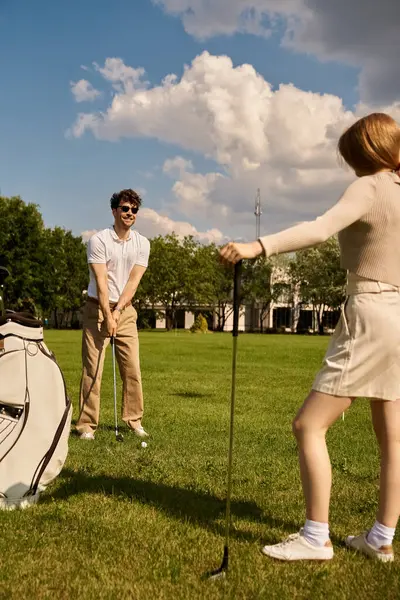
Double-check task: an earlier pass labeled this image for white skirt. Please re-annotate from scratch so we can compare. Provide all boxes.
[312,274,400,401]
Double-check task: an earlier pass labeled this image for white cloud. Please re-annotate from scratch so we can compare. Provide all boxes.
[163,156,228,218]
[71,52,350,172]
[93,58,148,93]
[163,155,193,174]
[139,207,225,243]
[172,170,226,216]
[70,52,274,168]
[154,0,400,105]
[81,210,225,245]
[70,51,400,240]
[70,79,101,103]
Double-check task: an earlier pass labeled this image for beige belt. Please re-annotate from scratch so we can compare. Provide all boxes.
[346,273,400,295]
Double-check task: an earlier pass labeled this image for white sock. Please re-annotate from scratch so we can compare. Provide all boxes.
[367,521,395,549]
[303,519,330,547]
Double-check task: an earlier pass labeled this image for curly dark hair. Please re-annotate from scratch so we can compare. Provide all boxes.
[110,189,142,210]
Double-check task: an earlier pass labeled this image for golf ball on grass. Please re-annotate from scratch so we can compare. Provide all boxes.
[141,441,147,448]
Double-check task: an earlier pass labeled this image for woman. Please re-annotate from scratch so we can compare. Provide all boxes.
[220,113,400,562]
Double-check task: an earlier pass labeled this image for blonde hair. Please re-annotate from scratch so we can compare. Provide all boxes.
[338,113,400,176]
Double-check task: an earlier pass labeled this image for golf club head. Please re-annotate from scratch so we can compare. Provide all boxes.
[202,568,227,582]
[115,432,124,442]
[202,546,228,581]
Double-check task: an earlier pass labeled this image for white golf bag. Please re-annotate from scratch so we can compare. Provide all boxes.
[0,312,72,510]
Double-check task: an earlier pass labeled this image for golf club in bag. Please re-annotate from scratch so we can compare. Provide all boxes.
[111,336,124,442]
[206,260,242,580]
[0,266,10,316]
[0,267,72,509]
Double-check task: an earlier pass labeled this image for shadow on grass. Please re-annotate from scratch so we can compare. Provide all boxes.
[44,468,306,543]
[64,439,348,547]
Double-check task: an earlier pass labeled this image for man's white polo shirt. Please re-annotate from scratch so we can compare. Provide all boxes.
[87,227,150,303]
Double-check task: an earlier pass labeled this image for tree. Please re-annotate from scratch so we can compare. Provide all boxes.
[139,237,241,332]
[0,196,45,312]
[62,231,89,325]
[211,256,237,332]
[195,244,247,333]
[141,234,200,330]
[39,227,68,325]
[0,196,88,323]
[185,242,220,309]
[190,313,208,333]
[289,237,346,334]
[241,257,291,332]
[38,227,88,327]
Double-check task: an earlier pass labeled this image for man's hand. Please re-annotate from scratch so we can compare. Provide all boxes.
[117,265,147,310]
[105,314,118,338]
[220,240,264,265]
[112,309,121,326]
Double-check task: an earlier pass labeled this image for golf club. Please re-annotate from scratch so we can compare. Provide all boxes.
[0,267,10,317]
[111,336,124,442]
[205,259,242,581]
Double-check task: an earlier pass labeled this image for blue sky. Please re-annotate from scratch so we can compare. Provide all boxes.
[1,0,395,242]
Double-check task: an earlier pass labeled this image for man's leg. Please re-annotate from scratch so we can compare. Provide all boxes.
[115,305,144,431]
[76,302,110,435]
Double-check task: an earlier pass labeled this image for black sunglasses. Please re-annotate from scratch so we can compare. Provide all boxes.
[118,205,139,214]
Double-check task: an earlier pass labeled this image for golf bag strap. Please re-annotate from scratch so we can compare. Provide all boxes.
[29,397,72,496]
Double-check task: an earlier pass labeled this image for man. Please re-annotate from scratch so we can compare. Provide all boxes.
[76,189,150,440]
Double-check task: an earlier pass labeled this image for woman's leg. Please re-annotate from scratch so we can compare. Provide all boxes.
[370,399,400,528]
[292,390,353,523]
[344,399,399,562]
[262,390,353,561]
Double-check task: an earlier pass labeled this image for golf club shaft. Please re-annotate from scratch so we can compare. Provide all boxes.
[203,260,242,580]
[111,337,119,435]
[0,268,10,316]
[223,335,237,548]
[0,287,4,317]
[223,260,242,549]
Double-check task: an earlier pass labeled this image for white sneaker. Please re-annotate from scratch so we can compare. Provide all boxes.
[79,431,95,440]
[131,425,149,438]
[345,532,394,563]
[262,530,334,561]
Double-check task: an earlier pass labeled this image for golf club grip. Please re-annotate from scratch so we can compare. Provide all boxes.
[233,261,242,337]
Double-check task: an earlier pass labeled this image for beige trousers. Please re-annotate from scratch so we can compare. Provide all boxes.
[76,300,144,434]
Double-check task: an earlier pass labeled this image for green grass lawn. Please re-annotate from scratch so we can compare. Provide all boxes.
[1,331,399,599]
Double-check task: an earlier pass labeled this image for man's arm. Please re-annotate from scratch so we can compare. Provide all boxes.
[115,236,150,314]
[115,265,147,311]
[90,263,112,318]
[90,263,117,336]
[87,234,117,336]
